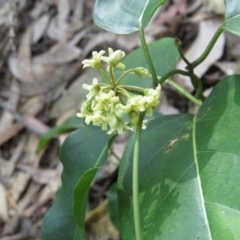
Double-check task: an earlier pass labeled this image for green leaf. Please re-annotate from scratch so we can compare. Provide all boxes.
[107,183,120,231]
[73,169,98,230]
[118,75,240,239]
[72,130,114,231]
[93,0,166,34]
[107,38,179,88]
[37,116,84,153]
[41,125,113,240]
[222,1,240,37]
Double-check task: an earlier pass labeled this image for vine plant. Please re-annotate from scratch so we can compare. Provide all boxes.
[41,1,240,239]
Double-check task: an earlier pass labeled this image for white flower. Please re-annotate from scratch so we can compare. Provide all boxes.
[107,113,130,135]
[114,103,127,118]
[77,101,92,118]
[94,90,119,111]
[82,78,100,100]
[82,50,105,69]
[126,95,146,112]
[144,85,161,116]
[85,110,109,130]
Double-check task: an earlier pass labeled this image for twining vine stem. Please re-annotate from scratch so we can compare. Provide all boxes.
[158,26,224,100]
[133,112,144,240]
[159,69,189,84]
[191,27,224,68]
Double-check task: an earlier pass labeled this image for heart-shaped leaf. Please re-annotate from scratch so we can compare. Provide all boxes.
[41,126,113,240]
[222,1,240,37]
[93,0,166,34]
[103,38,179,88]
[118,75,240,239]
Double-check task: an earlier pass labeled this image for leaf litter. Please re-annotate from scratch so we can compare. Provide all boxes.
[0,0,239,239]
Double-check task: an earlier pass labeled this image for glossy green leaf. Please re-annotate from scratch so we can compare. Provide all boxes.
[222,1,240,37]
[118,75,240,239]
[104,38,179,89]
[41,125,113,240]
[73,130,115,231]
[107,183,120,231]
[37,116,84,153]
[73,169,98,230]
[93,0,166,34]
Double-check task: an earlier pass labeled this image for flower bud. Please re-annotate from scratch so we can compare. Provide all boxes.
[101,48,126,70]
[109,49,125,67]
[133,67,150,78]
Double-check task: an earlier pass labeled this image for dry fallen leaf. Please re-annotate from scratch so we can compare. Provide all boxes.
[19,63,78,97]
[0,183,9,222]
[214,61,237,76]
[0,122,23,146]
[47,16,69,41]
[46,0,71,41]
[17,165,60,191]
[209,0,225,14]
[85,200,119,240]
[17,25,34,82]
[158,91,180,115]
[32,14,50,44]
[225,32,240,59]
[0,80,20,132]
[0,138,26,178]
[33,43,81,65]
[50,68,101,118]
[30,1,47,19]
[9,171,30,202]
[81,32,116,60]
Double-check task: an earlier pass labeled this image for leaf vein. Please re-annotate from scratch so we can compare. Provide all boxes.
[193,115,213,239]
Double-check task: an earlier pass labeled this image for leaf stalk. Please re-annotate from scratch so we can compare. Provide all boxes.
[132,112,144,240]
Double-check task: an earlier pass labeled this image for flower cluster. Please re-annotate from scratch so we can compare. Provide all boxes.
[77,79,160,134]
[77,49,161,135]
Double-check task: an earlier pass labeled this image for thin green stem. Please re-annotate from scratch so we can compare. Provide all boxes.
[110,66,116,86]
[191,27,224,68]
[187,67,197,89]
[193,74,204,100]
[165,79,202,107]
[120,85,145,95]
[175,38,191,66]
[99,69,113,85]
[100,86,113,93]
[116,88,131,97]
[133,112,144,240]
[116,68,136,85]
[175,38,201,94]
[139,28,158,87]
[159,69,189,84]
